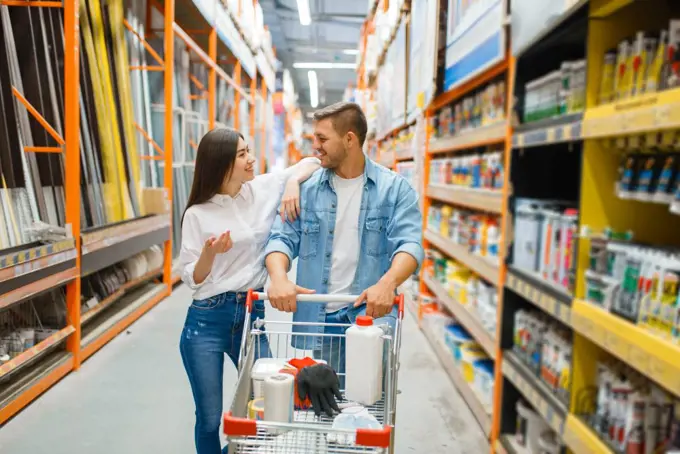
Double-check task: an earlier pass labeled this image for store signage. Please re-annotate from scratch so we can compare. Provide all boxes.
[444,0,507,91]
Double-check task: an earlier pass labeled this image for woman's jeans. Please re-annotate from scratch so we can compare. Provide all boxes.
[179,290,271,454]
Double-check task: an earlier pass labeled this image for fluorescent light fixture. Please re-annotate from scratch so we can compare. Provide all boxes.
[343,49,360,55]
[297,0,311,26]
[308,70,319,108]
[293,62,357,69]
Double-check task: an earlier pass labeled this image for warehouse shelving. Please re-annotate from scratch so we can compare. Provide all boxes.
[423,274,496,359]
[421,320,493,437]
[359,0,680,451]
[0,0,276,424]
[427,184,503,214]
[424,230,500,286]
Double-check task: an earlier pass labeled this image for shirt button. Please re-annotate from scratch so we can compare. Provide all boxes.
[323,278,328,284]
[330,229,334,234]
[331,203,336,208]
[326,252,331,258]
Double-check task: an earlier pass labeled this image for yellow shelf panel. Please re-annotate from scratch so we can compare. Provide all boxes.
[427,184,503,214]
[424,229,500,285]
[424,274,497,359]
[506,267,572,326]
[502,352,567,436]
[590,0,634,17]
[422,324,492,437]
[582,87,680,138]
[571,299,680,396]
[429,122,506,155]
[563,414,613,454]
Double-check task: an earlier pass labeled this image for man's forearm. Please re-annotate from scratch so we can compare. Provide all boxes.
[266,252,291,282]
[379,252,418,289]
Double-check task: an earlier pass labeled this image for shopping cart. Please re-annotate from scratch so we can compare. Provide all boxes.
[223,289,404,454]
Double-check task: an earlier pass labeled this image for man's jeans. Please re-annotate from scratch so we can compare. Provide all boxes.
[179,290,271,454]
[314,303,398,391]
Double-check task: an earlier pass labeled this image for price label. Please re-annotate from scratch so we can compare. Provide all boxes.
[656,104,671,127]
[546,128,556,143]
[545,296,557,316]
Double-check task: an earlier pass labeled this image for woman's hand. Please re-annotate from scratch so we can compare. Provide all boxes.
[203,231,233,257]
[280,179,301,222]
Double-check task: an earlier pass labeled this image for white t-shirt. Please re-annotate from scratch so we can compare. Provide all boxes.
[326,173,364,312]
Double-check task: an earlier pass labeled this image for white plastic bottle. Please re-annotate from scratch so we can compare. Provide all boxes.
[345,316,384,406]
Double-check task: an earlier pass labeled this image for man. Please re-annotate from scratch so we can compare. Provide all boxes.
[264,101,423,382]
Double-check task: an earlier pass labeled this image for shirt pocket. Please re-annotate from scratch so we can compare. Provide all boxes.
[300,220,321,260]
[365,217,388,257]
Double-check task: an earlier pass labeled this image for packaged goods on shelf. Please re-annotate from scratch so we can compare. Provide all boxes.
[421,303,495,410]
[586,358,680,453]
[523,60,586,123]
[515,399,562,453]
[396,162,416,189]
[432,81,506,140]
[0,289,68,364]
[599,20,680,104]
[425,248,498,336]
[618,151,680,210]
[513,310,572,405]
[512,199,579,293]
[584,231,680,342]
[429,151,504,191]
[427,203,501,266]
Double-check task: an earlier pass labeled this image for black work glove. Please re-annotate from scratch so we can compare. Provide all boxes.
[297,363,343,417]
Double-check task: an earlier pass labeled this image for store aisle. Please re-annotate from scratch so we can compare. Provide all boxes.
[0,284,488,453]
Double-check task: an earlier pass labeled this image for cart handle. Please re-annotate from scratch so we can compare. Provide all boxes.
[247,289,404,319]
[223,411,393,448]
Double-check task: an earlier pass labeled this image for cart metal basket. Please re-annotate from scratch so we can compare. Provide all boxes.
[223,289,404,453]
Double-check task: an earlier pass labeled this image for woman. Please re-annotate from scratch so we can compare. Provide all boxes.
[178,127,319,454]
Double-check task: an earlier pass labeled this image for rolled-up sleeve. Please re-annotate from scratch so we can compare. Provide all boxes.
[387,179,425,271]
[264,214,302,272]
[178,210,210,290]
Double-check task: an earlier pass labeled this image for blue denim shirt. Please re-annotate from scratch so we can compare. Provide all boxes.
[264,158,424,349]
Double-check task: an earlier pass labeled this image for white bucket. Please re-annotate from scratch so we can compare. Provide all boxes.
[18,328,35,349]
[516,400,548,451]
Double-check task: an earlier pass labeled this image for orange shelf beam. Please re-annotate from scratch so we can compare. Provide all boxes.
[428,59,509,113]
[0,326,75,379]
[12,87,65,146]
[131,65,164,71]
[24,146,63,153]
[134,122,164,159]
[123,18,165,66]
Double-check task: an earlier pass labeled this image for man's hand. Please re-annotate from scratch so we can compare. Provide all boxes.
[354,278,397,318]
[267,277,315,313]
[279,179,301,222]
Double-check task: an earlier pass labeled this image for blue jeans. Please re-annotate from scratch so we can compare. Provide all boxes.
[179,290,271,454]
[314,304,397,389]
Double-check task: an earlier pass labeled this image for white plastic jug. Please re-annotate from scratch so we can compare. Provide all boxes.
[345,316,384,406]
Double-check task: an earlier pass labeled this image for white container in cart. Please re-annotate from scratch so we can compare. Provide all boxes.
[513,204,543,273]
[345,315,384,406]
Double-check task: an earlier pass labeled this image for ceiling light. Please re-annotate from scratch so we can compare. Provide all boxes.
[343,49,360,55]
[293,62,357,69]
[297,0,311,26]
[308,70,319,108]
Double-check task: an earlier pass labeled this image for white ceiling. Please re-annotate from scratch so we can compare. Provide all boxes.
[259,0,367,112]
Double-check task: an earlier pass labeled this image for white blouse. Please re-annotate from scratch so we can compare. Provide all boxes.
[178,162,314,301]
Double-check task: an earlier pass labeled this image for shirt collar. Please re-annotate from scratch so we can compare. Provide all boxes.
[319,155,378,188]
[210,190,244,206]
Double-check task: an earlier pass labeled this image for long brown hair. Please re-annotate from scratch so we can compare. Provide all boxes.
[182,127,244,225]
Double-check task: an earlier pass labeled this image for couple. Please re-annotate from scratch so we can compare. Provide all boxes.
[177,102,424,454]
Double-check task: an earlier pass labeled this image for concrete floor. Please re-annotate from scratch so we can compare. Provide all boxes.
[0,284,488,453]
